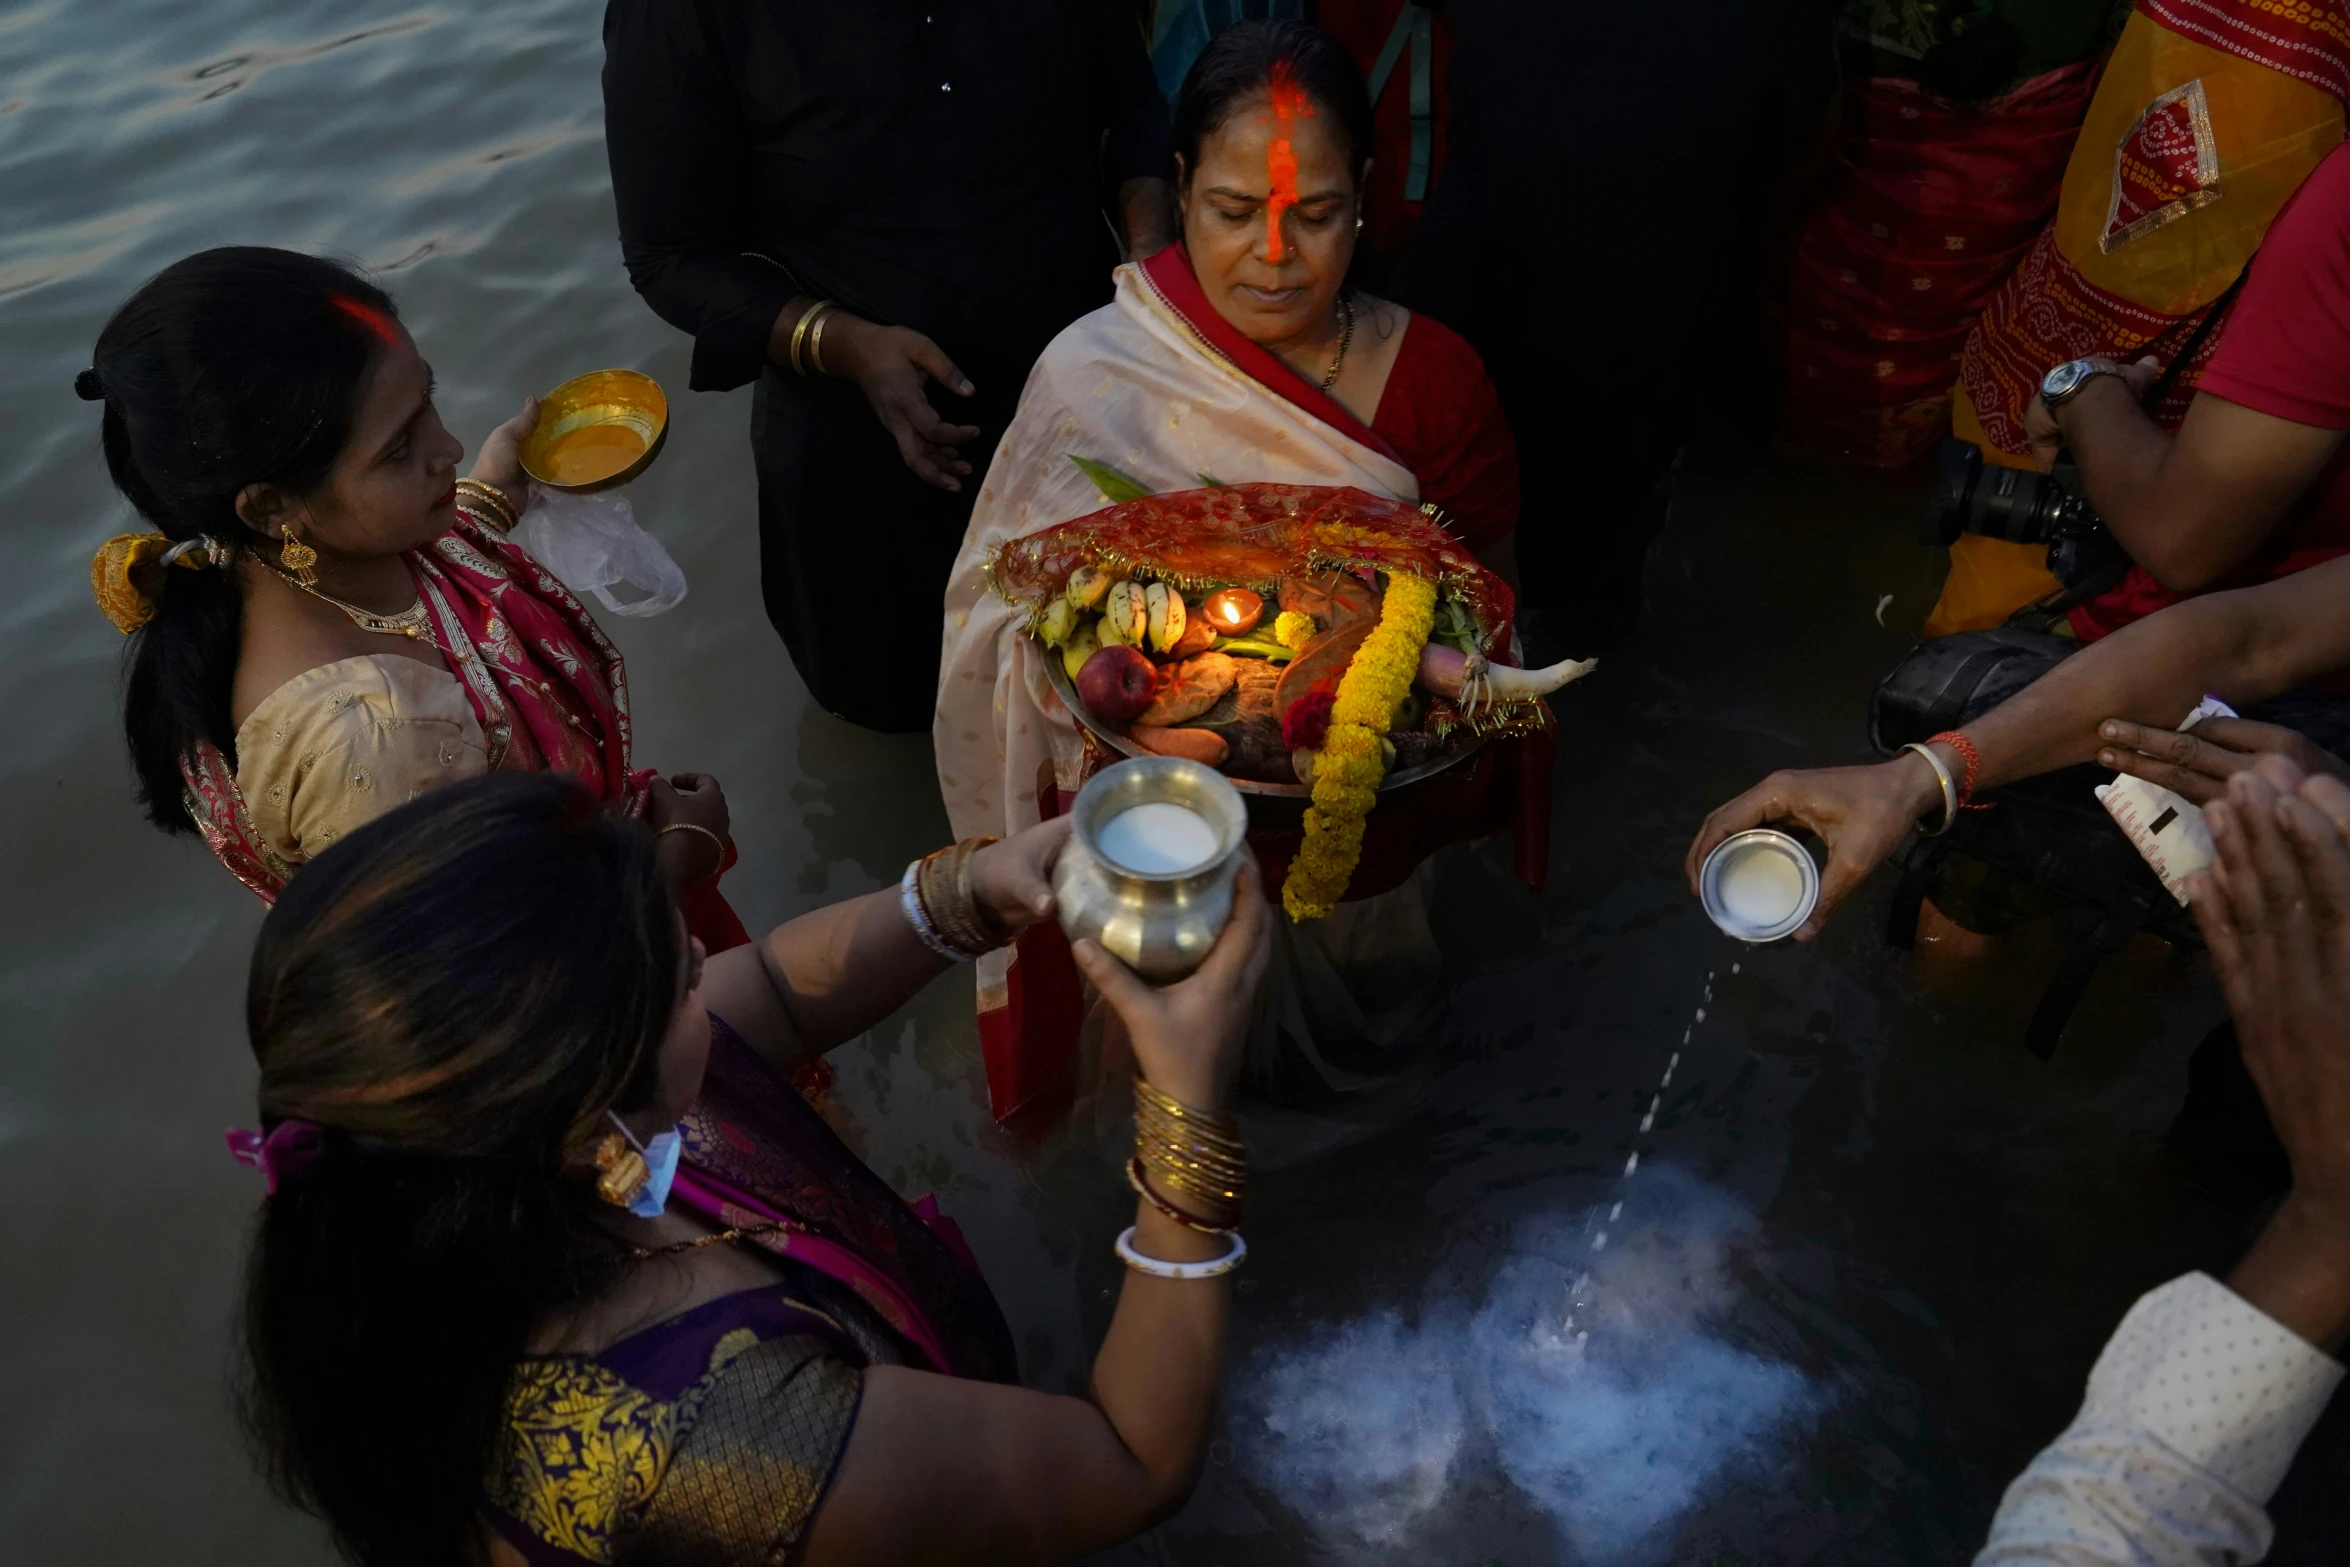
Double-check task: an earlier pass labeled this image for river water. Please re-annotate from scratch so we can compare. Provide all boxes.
[3,3,2338,1563]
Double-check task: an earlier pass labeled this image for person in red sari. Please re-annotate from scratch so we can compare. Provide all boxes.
[939,19,1543,1122]
[82,248,745,949]
[1144,17,1518,567]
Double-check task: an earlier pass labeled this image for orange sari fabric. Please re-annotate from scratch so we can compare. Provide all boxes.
[1928,0,2348,634]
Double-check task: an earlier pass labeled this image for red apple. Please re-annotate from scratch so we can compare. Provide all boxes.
[1077,644,1157,723]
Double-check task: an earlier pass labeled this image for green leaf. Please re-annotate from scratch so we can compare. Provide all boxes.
[1211,636,1296,662]
[1070,455,1155,503]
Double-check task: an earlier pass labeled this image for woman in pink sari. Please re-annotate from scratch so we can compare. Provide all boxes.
[233,772,1270,1564]
[83,248,743,946]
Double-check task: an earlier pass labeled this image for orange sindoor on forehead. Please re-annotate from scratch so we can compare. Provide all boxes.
[332,295,398,344]
[1261,59,1314,263]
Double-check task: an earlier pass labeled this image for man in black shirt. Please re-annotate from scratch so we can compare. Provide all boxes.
[1404,0,1824,654]
[604,1,1173,731]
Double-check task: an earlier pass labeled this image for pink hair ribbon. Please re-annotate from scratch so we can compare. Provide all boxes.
[225,1120,327,1194]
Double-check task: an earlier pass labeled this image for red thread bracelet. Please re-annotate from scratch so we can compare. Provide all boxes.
[1925,730,1990,810]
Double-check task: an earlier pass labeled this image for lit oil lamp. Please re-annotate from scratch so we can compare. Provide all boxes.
[1200,587,1264,637]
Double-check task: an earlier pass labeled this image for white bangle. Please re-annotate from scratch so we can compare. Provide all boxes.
[1901,743,1959,836]
[900,860,972,964]
[1114,1225,1247,1279]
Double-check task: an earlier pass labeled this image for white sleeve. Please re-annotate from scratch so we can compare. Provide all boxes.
[1977,1272,2342,1567]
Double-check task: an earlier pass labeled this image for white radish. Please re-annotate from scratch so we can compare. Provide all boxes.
[1418,644,1596,718]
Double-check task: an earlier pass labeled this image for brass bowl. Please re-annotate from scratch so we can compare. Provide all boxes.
[520,369,668,493]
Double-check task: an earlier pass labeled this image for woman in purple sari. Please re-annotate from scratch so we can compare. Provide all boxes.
[232,772,1270,1565]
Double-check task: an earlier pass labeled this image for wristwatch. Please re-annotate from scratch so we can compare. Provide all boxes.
[2039,358,2116,410]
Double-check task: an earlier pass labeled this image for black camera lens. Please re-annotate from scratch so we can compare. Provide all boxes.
[1923,439,2090,547]
[1924,440,1980,545]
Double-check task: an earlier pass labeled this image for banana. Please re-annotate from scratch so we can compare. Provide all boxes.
[1061,622,1100,680]
[1036,595,1077,648]
[1065,565,1112,611]
[1102,580,1147,646]
[1143,582,1187,653]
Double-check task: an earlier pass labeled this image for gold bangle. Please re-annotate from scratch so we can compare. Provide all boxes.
[809,306,837,376]
[952,837,1015,949]
[1126,1156,1237,1233]
[913,837,1006,958]
[456,477,518,527]
[658,822,727,875]
[1135,1080,1244,1147]
[1131,1077,1246,1218]
[1135,1143,1245,1191]
[789,300,838,377]
[1133,1099,1246,1168]
[1141,1157,1245,1214]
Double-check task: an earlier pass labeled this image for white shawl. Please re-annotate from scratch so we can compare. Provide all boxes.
[934,261,1418,849]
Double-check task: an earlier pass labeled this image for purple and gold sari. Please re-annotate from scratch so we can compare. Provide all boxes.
[483,1017,1014,1563]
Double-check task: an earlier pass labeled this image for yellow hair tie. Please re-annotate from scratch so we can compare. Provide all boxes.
[91,532,234,634]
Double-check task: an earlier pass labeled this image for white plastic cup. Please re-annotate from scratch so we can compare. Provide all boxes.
[1699,828,1821,944]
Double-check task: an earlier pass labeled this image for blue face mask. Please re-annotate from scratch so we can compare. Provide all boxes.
[608,1112,682,1219]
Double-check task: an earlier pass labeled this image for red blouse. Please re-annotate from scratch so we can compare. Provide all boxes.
[2071,143,2350,642]
[1136,245,1519,554]
[1372,313,1521,554]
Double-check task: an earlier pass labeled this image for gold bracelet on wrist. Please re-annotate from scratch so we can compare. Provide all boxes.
[1132,1077,1245,1226]
[809,306,838,376]
[455,477,519,532]
[658,822,727,878]
[1126,1156,1236,1233]
[912,837,1007,959]
[789,300,840,377]
[953,837,1015,948]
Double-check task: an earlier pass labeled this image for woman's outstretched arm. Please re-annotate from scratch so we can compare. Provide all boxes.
[799,867,1273,1566]
[698,818,1073,1067]
[1686,553,2350,937]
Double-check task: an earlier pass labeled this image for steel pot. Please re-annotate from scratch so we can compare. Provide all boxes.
[1052,757,1248,980]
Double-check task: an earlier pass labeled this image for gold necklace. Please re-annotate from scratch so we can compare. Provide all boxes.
[629,1220,792,1262]
[1320,293,1357,391]
[268,563,430,640]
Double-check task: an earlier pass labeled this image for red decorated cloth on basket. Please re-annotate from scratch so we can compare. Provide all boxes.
[977,483,1554,1128]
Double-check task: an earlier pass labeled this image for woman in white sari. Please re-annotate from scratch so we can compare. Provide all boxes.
[937,20,1530,1124]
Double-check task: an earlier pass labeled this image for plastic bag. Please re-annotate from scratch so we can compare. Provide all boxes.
[513,488,687,617]
[2093,696,2234,906]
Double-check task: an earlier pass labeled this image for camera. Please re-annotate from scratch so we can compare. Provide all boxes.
[1922,438,2127,593]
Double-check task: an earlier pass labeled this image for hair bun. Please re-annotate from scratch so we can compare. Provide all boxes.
[74,368,105,401]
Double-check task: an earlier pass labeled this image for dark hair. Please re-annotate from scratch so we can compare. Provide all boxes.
[237,773,682,1566]
[1171,19,1376,186]
[87,246,397,832]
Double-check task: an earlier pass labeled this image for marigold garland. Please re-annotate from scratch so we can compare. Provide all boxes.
[1281,571,1437,921]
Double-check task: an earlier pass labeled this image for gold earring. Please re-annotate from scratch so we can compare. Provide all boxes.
[593,1130,649,1209]
[279,524,319,588]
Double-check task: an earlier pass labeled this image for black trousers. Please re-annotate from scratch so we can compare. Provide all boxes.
[750,355,1026,734]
